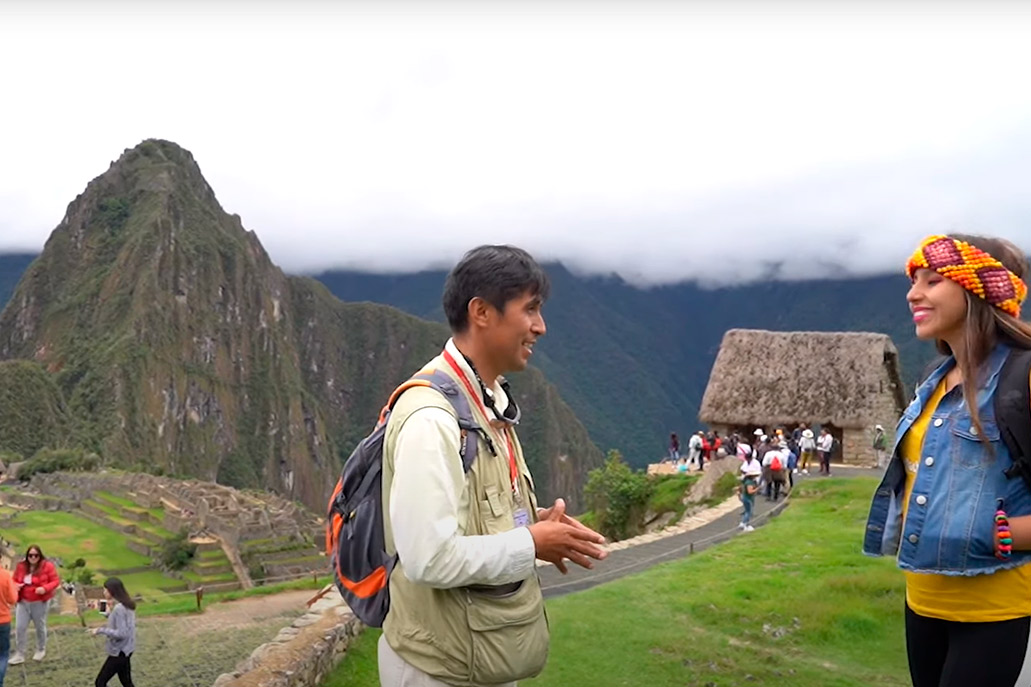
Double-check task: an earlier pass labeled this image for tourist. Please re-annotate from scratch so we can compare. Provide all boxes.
[668,432,681,463]
[799,428,816,474]
[785,442,798,491]
[0,560,18,686]
[817,428,833,475]
[763,441,789,501]
[377,245,607,687]
[90,577,137,687]
[9,545,58,665]
[688,431,704,470]
[736,436,753,462]
[872,424,888,468]
[864,234,1031,687]
[737,457,761,532]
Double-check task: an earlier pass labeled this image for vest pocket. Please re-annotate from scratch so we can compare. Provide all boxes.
[466,579,550,683]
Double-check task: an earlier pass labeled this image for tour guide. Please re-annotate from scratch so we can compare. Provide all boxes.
[378,245,608,687]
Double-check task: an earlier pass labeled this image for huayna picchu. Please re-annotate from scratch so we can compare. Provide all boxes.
[0,139,603,511]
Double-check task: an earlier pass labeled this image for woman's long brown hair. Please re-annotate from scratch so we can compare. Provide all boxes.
[935,234,1031,439]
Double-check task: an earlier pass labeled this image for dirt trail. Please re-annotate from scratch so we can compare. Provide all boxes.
[164,588,316,632]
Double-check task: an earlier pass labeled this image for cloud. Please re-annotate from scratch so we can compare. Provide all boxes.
[2,0,1031,286]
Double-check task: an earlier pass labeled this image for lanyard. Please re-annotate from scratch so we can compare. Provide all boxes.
[443,349,520,495]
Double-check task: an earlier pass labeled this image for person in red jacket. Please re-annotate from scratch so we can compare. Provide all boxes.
[9,545,59,665]
[0,562,19,686]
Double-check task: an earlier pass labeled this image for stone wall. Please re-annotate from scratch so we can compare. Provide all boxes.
[212,588,363,687]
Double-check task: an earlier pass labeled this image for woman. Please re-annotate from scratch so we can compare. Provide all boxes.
[9,545,58,665]
[90,577,137,687]
[738,451,762,532]
[864,235,1031,686]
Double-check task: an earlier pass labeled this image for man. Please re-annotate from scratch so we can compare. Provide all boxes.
[817,427,834,475]
[872,424,887,468]
[379,245,608,687]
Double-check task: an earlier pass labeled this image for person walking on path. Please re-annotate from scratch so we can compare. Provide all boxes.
[817,428,834,476]
[738,454,762,531]
[377,245,607,687]
[90,577,137,687]
[864,234,1031,687]
[872,424,888,468]
[9,545,58,665]
[0,562,19,686]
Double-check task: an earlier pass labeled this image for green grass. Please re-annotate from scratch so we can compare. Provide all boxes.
[2,509,194,600]
[197,548,228,560]
[95,490,136,508]
[6,510,151,570]
[82,498,135,527]
[702,470,742,507]
[646,473,700,520]
[320,478,908,687]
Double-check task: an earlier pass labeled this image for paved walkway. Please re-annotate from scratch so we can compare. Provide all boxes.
[540,465,878,598]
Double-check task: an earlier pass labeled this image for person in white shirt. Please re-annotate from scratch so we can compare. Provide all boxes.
[379,245,607,687]
[761,443,789,501]
[817,427,834,475]
[688,431,704,469]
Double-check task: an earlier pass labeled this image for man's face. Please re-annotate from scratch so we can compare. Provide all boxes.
[485,291,546,374]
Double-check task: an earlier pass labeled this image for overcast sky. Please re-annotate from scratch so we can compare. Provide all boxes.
[2,1,1031,286]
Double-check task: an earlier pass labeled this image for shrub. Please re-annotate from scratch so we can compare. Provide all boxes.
[74,567,95,586]
[583,450,653,541]
[19,447,99,479]
[160,529,197,570]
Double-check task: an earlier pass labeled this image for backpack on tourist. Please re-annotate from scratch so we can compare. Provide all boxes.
[325,369,482,627]
[769,453,783,472]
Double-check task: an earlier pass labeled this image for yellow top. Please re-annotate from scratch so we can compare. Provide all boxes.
[902,378,1031,622]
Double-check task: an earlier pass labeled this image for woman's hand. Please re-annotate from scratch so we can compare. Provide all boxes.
[34,586,45,596]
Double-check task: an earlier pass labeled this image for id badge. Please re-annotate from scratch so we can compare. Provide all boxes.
[512,489,531,528]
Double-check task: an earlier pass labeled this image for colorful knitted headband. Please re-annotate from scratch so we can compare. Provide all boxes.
[906,235,1027,317]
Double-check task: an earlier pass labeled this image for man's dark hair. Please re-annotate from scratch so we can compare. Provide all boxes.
[442,245,551,333]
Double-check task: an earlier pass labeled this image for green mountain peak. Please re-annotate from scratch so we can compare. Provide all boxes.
[0,141,603,511]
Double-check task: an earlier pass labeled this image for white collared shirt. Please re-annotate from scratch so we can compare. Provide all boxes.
[388,339,537,589]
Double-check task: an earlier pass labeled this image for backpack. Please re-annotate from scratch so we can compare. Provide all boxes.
[769,454,783,471]
[919,347,1031,489]
[325,368,483,627]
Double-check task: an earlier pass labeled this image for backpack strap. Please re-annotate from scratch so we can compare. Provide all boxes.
[995,347,1031,490]
[381,368,483,473]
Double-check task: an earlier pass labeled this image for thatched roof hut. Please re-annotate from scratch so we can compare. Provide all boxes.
[699,329,906,464]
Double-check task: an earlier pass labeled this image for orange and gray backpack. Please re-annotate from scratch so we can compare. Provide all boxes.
[325,368,481,627]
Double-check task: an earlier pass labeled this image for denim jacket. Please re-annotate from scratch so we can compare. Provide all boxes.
[863,342,1031,575]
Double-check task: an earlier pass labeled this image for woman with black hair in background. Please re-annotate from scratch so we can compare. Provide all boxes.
[89,577,137,687]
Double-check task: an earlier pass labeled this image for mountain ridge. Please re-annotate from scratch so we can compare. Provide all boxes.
[0,140,603,510]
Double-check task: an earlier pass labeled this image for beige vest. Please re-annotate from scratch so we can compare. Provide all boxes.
[381,355,549,686]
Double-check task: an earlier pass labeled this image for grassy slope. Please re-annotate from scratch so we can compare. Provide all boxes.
[322,478,908,687]
[7,510,152,571]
